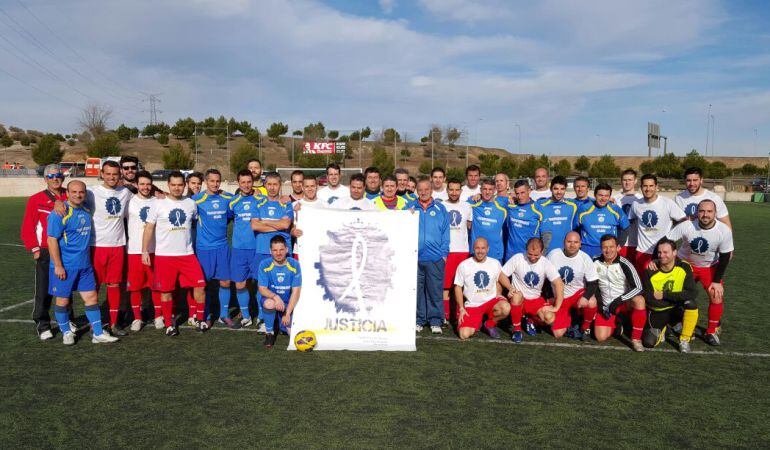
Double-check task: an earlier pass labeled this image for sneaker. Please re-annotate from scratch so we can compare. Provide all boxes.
[581,328,592,342]
[69,321,78,333]
[39,329,54,341]
[485,325,501,339]
[62,331,76,346]
[187,317,196,327]
[130,320,143,332]
[92,333,119,344]
[524,319,537,336]
[263,332,276,348]
[567,324,583,340]
[154,317,165,330]
[196,320,210,333]
[240,317,253,328]
[704,332,721,346]
[110,325,128,337]
[257,321,267,334]
[218,317,241,330]
[415,324,424,333]
[430,325,442,334]
[679,339,691,353]
[165,326,179,337]
[631,339,644,352]
[511,330,523,343]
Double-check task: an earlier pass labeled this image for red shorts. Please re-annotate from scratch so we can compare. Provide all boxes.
[634,252,653,275]
[126,253,154,292]
[594,302,632,329]
[552,289,585,330]
[459,296,506,331]
[692,265,721,290]
[620,246,637,261]
[443,252,470,289]
[153,255,206,292]
[91,246,125,285]
[522,296,547,317]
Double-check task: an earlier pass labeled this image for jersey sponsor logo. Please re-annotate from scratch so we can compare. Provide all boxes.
[641,210,658,228]
[139,206,150,223]
[690,237,709,254]
[169,208,187,227]
[105,197,121,215]
[473,270,491,289]
[448,209,463,227]
[662,279,675,292]
[558,266,574,284]
[685,203,698,217]
[622,203,632,215]
[350,206,362,211]
[523,271,540,289]
[327,196,338,205]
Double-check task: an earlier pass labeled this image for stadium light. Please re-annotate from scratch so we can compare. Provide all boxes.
[514,123,522,154]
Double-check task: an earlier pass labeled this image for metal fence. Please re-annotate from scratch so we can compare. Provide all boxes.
[0,169,38,177]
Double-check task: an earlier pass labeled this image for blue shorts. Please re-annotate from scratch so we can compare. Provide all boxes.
[48,266,96,298]
[252,253,272,281]
[230,248,256,283]
[197,246,231,281]
[582,244,601,259]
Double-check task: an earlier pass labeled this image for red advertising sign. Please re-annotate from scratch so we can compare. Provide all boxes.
[303,141,346,154]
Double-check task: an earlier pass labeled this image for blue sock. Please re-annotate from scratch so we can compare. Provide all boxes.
[263,309,276,333]
[236,289,250,319]
[219,286,231,319]
[54,305,70,333]
[85,304,103,336]
[256,292,264,321]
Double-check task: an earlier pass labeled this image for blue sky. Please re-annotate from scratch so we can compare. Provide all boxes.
[1,0,769,157]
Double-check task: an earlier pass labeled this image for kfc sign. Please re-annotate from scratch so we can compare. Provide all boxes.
[303,141,346,154]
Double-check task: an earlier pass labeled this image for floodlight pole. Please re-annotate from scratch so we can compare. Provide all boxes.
[514,123,521,153]
[430,129,434,169]
[359,128,363,168]
[705,104,712,156]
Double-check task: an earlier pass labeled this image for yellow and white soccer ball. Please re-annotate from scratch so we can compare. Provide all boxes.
[294,330,317,352]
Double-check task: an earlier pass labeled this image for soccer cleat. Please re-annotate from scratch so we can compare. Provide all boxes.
[187,317,196,327]
[92,333,119,344]
[256,321,267,334]
[679,339,691,353]
[580,328,592,342]
[484,325,501,340]
[69,321,78,333]
[567,324,583,340]
[110,325,128,337]
[130,320,143,332]
[415,325,424,333]
[263,332,276,348]
[631,340,644,352]
[62,331,76,346]
[511,330,523,343]
[704,333,721,346]
[39,329,54,341]
[154,317,165,330]
[240,318,253,328]
[165,326,179,337]
[524,319,537,336]
[430,325,442,334]
[218,317,241,330]
[196,320,210,333]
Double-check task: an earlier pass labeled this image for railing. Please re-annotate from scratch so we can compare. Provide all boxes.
[0,169,38,177]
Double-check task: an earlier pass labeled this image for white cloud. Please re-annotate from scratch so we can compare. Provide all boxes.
[379,0,396,15]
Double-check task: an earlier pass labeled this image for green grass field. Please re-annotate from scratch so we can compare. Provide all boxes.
[1,197,768,448]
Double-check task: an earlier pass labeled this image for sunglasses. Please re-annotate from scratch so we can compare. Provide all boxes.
[45,173,64,180]
[122,165,138,171]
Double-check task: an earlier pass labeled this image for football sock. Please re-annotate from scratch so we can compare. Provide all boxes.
[85,304,104,336]
[106,285,121,326]
[263,308,276,333]
[186,290,197,319]
[631,308,646,340]
[443,299,450,321]
[196,299,206,322]
[162,300,174,327]
[151,291,162,319]
[236,289,251,319]
[256,292,264,321]
[130,291,142,321]
[54,305,70,333]
[681,308,698,342]
[581,306,597,331]
[510,304,523,331]
[707,302,723,334]
[218,287,231,320]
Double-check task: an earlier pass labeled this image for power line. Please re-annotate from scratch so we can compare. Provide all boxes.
[141,92,163,125]
[0,65,80,109]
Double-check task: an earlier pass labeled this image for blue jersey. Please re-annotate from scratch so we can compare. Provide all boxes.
[254,198,293,253]
[256,257,302,302]
[572,197,594,212]
[47,204,93,269]
[575,202,630,248]
[505,200,543,258]
[365,191,381,200]
[228,192,260,250]
[192,191,233,250]
[470,199,508,261]
[538,198,578,253]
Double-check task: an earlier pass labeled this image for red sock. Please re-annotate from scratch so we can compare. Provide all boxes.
[581,306,597,331]
[707,302,724,334]
[161,300,174,327]
[130,291,142,321]
[107,285,121,326]
[510,304,523,331]
[151,291,162,319]
[196,300,206,322]
[187,290,197,318]
[631,308,646,340]
[484,318,497,329]
[443,299,450,321]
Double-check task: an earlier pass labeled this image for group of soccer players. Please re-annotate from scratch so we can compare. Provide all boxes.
[22,157,734,352]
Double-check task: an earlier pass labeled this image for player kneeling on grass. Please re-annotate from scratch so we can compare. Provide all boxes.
[454,238,515,340]
[592,234,646,352]
[641,238,698,353]
[257,236,302,348]
[503,237,564,343]
[48,180,118,345]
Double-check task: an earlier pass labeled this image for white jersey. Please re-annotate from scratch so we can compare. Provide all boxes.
[334,197,375,211]
[454,257,502,308]
[502,253,560,300]
[317,184,350,207]
[667,220,734,268]
[87,185,131,247]
[547,248,598,298]
[146,197,197,256]
[293,198,326,255]
[443,200,473,253]
[613,192,642,246]
[675,189,729,220]
[127,196,155,254]
[530,189,551,202]
[593,255,642,307]
[629,195,686,254]
[461,184,480,202]
[432,188,448,202]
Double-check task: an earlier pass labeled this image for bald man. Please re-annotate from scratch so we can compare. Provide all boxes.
[530,167,551,201]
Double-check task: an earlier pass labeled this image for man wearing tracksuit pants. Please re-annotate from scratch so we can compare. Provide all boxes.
[409,177,450,334]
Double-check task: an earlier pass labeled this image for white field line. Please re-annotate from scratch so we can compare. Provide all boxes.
[0,242,25,247]
[0,299,33,313]
[1,318,768,358]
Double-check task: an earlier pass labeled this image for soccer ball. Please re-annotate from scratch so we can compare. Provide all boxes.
[294,330,317,352]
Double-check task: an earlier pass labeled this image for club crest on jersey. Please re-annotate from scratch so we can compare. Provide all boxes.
[558,266,574,284]
[641,210,658,228]
[518,210,525,217]
[473,271,490,289]
[690,237,709,254]
[523,271,540,288]
[139,206,150,223]
[449,210,463,227]
[598,215,605,223]
[429,210,436,216]
[169,208,187,227]
[105,197,121,215]
[484,208,491,216]
[268,208,275,217]
[212,201,220,209]
[554,207,561,215]
[244,203,250,210]
[277,272,285,283]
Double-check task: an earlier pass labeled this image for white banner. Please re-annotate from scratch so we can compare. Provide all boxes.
[288,208,418,351]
